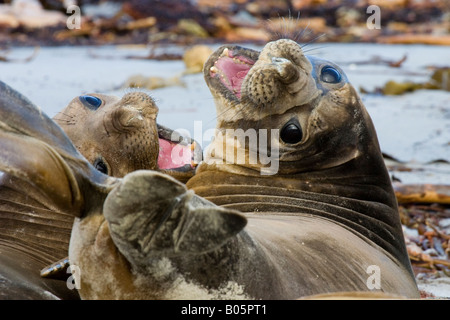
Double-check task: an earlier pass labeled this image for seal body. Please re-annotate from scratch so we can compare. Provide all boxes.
[0,81,118,299]
[186,39,419,298]
[68,40,419,299]
[0,81,200,299]
[1,81,200,298]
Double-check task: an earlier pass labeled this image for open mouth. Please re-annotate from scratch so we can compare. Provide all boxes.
[209,47,256,99]
[157,124,201,172]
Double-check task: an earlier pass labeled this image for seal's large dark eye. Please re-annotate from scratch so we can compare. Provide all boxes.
[80,95,102,110]
[320,66,342,84]
[280,123,303,144]
[93,158,108,175]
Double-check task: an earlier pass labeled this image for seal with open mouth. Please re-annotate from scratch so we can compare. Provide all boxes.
[69,40,419,299]
[188,39,420,298]
[53,92,199,182]
[0,82,197,299]
[39,91,199,280]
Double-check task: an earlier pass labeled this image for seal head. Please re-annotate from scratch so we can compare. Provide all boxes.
[54,92,199,181]
[185,39,419,297]
[0,82,198,299]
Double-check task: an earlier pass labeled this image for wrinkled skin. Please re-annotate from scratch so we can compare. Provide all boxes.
[0,81,115,299]
[69,171,246,299]
[188,39,420,297]
[69,40,419,299]
[0,82,195,299]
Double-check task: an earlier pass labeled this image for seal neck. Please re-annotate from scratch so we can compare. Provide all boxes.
[187,160,412,277]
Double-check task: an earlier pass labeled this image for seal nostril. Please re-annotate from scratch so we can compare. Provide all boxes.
[121,92,158,117]
[268,56,300,86]
[272,57,290,65]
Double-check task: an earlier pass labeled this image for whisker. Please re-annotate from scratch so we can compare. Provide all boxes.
[294,22,311,43]
[210,103,233,123]
[302,45,330,57]
[229,103,247,123]
[53,112,74,120]
[52,118,71,123]
[223,102,244,123]
[300,33,327,48]
[264,11,328,46]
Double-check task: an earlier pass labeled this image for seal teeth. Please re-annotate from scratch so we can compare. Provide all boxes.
[210,66,219,74]
[233,57,248,65]
[221,48,230,58]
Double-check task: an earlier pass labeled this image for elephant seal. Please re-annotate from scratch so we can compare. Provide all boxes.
[188,39,420,297]
[0,81,113,299]
[0,82,195,299]
[41,92,198,280]
[68,40,419,299]
[53,92,199,182]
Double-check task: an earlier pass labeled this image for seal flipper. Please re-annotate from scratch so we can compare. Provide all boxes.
[0,81,82,210]
[0,81,113,213]
[104,170,247,267]
[0,81,83,159]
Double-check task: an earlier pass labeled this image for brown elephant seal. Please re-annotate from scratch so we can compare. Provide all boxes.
[0,81,112,299]
[0,81,195,299]
[53,92,199,182]
[189,39,419,297]
[41,92,198,280]
[67,40,419,299]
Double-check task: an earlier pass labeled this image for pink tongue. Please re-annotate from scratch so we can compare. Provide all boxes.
[158,138,192,169]
[215,56,251,98]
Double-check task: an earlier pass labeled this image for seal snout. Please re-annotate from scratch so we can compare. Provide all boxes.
[205,39,317,117]
[116,92,159,127]
[240,39,316,107]
[108,92,159,140]
[270,56,300,85]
